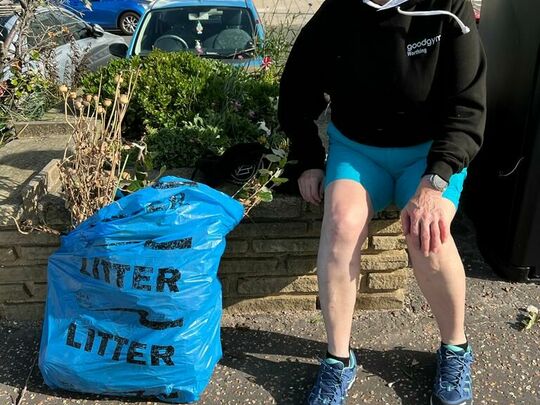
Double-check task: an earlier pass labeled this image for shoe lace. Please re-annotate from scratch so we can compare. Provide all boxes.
[315,360,344,402]
[439,351,468,390]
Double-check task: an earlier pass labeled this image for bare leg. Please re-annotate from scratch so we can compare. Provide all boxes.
[405,200,467,345]
[317,180,373,357]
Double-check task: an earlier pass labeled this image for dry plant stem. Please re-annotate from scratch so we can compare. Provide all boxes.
[59,70,140,226]
[234,165,282,217]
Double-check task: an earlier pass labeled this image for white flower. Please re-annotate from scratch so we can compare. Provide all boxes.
[257,121,271,137]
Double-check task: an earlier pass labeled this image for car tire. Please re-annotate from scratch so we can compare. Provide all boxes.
[119,11,140,35]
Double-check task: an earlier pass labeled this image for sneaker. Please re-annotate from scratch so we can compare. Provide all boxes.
[307,350,357,405]
[431,344,474,405]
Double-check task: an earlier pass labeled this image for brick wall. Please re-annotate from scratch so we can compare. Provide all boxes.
[221,196,410,313]
[0,195,410,320]
[0,227,58,319]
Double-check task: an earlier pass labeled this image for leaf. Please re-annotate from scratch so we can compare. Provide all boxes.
[127,180,143,192]
[236,189,250,199]
[258,191,273,202]
[258,168,272,175]
[271,148,286,158]
[265,154,281,163]
[144,158,154,171]
[272,177,288,184]
[158,165,167,177]
[135,170,148,181]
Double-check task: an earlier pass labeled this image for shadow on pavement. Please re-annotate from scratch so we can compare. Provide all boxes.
[220,327,435,405]
[1,322,436,404]
[0,321,152,404]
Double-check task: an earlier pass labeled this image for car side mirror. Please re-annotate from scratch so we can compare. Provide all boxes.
[109,43,128,58]
[91,24,105,37]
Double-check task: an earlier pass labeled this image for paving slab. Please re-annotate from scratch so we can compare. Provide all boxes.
[0,212,538,405]
[0,136,69,226]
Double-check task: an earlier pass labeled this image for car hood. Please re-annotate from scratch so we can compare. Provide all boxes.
[55,32,126,84]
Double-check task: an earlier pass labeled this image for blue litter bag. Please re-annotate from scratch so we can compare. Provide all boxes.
[39,177,244,403]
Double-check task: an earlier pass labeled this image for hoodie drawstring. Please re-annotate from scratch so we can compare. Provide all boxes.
[362,0,471,35]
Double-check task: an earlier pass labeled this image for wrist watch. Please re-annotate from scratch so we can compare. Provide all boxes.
[424,174,449,192]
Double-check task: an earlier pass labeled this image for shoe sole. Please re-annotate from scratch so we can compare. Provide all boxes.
[342,374,356,404]
[430,396,473,405]
[347,375,356,391]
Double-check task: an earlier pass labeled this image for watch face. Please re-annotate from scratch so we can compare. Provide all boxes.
[433,175,448,191]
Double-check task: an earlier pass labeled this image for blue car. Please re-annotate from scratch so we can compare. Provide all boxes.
[110,0,265,68]
[64,0,152,35]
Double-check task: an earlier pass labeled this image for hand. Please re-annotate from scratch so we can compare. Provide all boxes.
[298,169,325,205]
[401,178,449,257]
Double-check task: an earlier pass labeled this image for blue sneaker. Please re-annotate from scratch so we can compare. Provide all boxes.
[307,350,357,405]
[431,345,474,405]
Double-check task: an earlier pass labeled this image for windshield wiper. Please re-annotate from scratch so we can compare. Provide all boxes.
[220,47,256,59]
[200,47,257,59]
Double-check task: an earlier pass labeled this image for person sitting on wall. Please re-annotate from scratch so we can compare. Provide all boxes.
[278,1,486,404]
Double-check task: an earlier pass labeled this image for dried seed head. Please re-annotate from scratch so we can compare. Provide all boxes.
[74,101,83,109]
[114,75,124,84]
[82,100,90,107]
[103,98,112,107]
[93,95,99,102]
[69,91,77,99]
[59,85,68,93]
[119,94,129,105]
[97,106,105,114]
[85,94,92,102]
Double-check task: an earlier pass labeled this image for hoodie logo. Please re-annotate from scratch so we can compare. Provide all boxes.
[406,34,442,56]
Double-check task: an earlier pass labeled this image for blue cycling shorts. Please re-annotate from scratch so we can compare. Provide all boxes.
[324,122,467,213]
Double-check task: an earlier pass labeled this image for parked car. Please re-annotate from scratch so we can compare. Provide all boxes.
[109,0,265,68]
[64,0,152,35]
[0,6,127,83]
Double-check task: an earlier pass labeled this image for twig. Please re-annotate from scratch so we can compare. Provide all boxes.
[10,215,30,235]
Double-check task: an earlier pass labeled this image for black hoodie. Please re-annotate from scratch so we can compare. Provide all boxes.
[278,0,486,182]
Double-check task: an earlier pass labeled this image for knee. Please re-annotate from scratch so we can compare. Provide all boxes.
[325,207,369,245]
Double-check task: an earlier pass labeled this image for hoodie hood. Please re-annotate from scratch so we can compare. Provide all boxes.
[363,0,471,34]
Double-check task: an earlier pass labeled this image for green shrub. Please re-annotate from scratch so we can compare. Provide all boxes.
[1,69,58,122]
[147,116,226,168]
[81,52,281,167]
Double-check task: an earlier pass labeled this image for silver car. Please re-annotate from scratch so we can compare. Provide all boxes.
[1,5,126,83]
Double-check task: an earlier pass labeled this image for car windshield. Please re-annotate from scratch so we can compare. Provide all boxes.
[134,6,256,58]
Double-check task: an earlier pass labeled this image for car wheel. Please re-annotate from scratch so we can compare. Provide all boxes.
[119,11,140,35]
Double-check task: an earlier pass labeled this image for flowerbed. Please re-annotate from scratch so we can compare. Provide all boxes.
[81,51,283,169]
